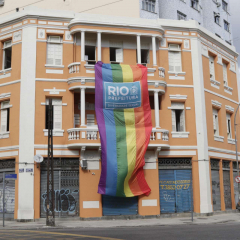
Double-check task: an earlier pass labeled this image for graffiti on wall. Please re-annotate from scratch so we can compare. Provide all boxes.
[0,187,15,213]
[159,180,190,191]
[42,189,79,213]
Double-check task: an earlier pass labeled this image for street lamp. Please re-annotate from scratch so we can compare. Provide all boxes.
[234,103,240,208]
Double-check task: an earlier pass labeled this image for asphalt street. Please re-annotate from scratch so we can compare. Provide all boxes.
[0,223,239,240]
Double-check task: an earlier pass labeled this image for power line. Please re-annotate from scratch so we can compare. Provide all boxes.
[0,0,45,16]
[78,0,124,13]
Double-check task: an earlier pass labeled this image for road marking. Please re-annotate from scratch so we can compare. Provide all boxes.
[0,230,123,240]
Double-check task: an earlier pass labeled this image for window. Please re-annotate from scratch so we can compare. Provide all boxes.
[168,44,182,73]
[141,49,149,66]
[110,48,123,63]
[209,55,216,80]
[225,40,232,45]
[142,0,155,13]
[224,20,230,32]
[223,62,228,86]
[45,98,62,130]
[171,102,185,132]
[222,0,228,12]
[191,0,199,10]
[87,114,95,126]
[177,11,187,20]
[46,36,63,66]
[226,113,232,139]
[3,40,12,70]
[85,39,96,65]
[213,108,219,136]
[214,12,220,25]
[0,101,10,133]
[215,33,222,39]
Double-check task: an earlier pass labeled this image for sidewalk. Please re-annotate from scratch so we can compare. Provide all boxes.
[0,212,240,229]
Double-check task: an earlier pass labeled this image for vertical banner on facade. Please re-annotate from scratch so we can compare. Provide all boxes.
[95,62,152,197]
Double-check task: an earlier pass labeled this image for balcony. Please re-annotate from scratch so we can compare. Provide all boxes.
[67,127,169,148]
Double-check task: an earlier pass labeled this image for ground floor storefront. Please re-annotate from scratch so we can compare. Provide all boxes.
[0,152,239,220]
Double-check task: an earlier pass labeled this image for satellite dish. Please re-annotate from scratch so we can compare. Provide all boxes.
[34,154,43,163]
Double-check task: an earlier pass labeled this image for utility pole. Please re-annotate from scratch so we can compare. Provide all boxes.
[46,98,55,226]
[234,103,240,208]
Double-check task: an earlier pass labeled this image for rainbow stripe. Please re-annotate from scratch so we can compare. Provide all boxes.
[95,62,152,197]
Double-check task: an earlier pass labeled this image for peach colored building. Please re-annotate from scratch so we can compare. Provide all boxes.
[0,6,239,220]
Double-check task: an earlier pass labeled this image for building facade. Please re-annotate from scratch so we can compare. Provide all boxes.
[0,6,239,220]
[0,0,233,44]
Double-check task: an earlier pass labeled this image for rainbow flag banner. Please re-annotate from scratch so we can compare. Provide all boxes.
[95,62,152,197]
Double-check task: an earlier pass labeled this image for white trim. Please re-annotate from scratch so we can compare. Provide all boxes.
[36,149,79,156]
[169,146,197,150]
[0,73,11,79]
[225,105,234,113]
[83,201,99,209]
[0,92,10,99]
[211,100,222,108]
[168,71,186,75]
[205,89,239,104]
[169,76,185,80]
[46,69,63,74]
[228,138,235,145]
[208,146,240,155]
[142,199,157,207]
[0,145,19,151]
[34,144,68,149]
[46,29,64,34]
[43,129,64,136]
[0,150,18,158]
[45,64,64,68]
[167,84,193,88]
[214,135,224,142]
[209,151,240,160]
[171,132,190,138]
[0,132,9,139]
[170,95,187,100]
[44,88,66,95]
[158,150,196,156]
[36,78,67,82]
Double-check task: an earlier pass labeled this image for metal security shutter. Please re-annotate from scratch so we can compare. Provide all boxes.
[159,170,175,213]
[233,171,238,208]
[175,170,192,213]
[40,158,79,218]
[211,159,221,211]
[159,166,192,213]
[0,160,15,219]
[102,195,138,216]
[223,170,232,209]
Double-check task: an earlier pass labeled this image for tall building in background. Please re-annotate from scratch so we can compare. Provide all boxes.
[140,0,232,44]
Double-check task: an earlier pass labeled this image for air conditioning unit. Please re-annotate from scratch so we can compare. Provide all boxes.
[80,159,88,170]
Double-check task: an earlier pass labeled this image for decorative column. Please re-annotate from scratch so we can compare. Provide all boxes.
[80,87,86,126]
[152,36,157,66]
[81,31,85,62]
[137,34,141,64]
[97,31,102,62]
[154,90,160,128]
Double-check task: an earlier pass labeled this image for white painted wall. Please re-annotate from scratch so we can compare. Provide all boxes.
[18,26,37,220]
[0,0,140,18]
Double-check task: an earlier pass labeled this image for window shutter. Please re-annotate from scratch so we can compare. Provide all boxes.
[174,51,182,72]
[116,48,123,62]
[47,43,54,65]
[168,51,175,72]
[223,62,228,86]
[52,99,62,130]
[1,109,7,132]
[171,110,176,131]
[180,110,185,132]
[87,114,95,126]
[209,55,215,79]
[54,43,62,65]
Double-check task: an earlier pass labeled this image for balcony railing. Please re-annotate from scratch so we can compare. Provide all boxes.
[158,67,165,78]
[68,127,169,142]
[68,62,81,74]
[150,128,169,141]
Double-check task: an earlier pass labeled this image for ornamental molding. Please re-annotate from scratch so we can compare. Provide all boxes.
[211,100,222,108]
[170,94,187,100]
[0,92,10,99]
[225,105,234,113]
